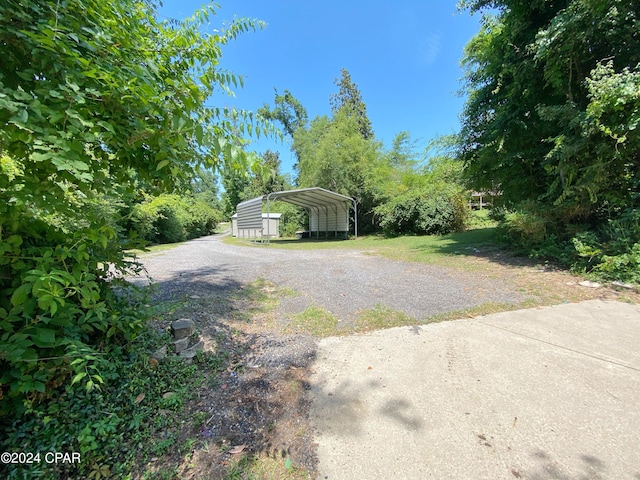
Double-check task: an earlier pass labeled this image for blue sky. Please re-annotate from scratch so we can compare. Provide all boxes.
[160,1,483,175]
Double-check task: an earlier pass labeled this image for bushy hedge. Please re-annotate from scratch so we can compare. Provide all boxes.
[374,185,467,236]
[495,204,640,284]
[571,209,640,283]
[129,194,222,244]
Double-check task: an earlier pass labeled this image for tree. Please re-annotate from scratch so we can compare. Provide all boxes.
[0,0,263,411]
[221,150,290,216]
[258,89,308,168]
[330,68,374,140]
[458,0,640,280]
[294,110,384,232]
[258,89,308,139]
[388,131,420,171]
[459,0,640,222]
[374,134,467,236]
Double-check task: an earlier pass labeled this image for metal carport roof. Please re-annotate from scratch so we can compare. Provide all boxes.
[237,187,357,240]
[264,187,358,237]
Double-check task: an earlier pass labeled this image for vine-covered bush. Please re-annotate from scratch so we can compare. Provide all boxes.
[0,217,147,417]
[1,330,227,479]
[374,185,467,236]
[495,203,640,284]
[129,194,222,244]
[0,0,260,441]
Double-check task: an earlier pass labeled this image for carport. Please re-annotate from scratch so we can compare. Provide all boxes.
[236,187,357,241]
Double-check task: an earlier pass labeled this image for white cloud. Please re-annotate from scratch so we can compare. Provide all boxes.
[419,30,443,65]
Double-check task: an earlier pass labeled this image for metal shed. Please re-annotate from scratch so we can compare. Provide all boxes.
[236,187,357,241]
[231,212,282,238]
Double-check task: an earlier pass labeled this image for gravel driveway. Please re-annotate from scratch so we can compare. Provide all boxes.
[128,233,639,477]
[131,233,525,322]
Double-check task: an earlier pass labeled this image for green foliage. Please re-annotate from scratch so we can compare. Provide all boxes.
[258,90,308,139]
[294,110,385,232]
[257,90,307,169]
[570,208,640,283]
[375,184,467,236]
[130,194,222,244]
[329,68,374,140]
[222,150,291,217]
[458,0,640,282]
[0,220,146,415]
[459,0,639,216]
[266,201,304,237]
[500,207,547,250]
[1,327,229,479]
[0,0,264,418]
[374,136,468,237]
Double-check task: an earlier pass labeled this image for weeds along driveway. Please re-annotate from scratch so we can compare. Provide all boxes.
[130,233,526,323]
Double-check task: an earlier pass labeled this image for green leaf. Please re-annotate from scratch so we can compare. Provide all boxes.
[10,283,31,307]
[33,328,56,347]
[13,109,28,124]
[156,159,170,171]
[71,371,87,385]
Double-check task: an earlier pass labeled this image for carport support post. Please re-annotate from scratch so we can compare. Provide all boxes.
[323,205,328,239]
[266,197,271,244]
[353,200,358,238]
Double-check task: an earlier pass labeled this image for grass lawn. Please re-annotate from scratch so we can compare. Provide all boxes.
[224,214,500,269]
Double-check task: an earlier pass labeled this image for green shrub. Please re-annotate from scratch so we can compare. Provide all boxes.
[0,223,147,417]
[129,197,162,242]
[374,185,467,236]
[570,208,640,283]
[501,208,547,249]
[497,203,640,284]
[1,327,227,479]
[129,194,222,244]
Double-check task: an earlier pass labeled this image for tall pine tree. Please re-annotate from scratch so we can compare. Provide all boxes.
[329,68,374,140]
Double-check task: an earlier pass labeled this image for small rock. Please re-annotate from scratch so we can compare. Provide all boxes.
[151,345,167,361]
[578,280,601,288]
[173,336,190,353]
[612,281,634,290]
[172,318,195,339]
[190,295,201,299]
[180,340,204,359]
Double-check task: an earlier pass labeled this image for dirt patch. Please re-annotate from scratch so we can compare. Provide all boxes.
[138,285,318,479]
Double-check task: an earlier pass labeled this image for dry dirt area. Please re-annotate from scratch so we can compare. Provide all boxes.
[133,235,639,479]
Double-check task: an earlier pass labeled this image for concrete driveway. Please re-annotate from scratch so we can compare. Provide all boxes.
[310,300,640,479]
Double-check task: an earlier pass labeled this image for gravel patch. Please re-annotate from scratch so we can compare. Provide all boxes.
[131,233,525,322]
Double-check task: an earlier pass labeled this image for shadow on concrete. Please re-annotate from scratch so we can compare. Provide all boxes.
[312,377,424,438]
[525,449,609,480]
